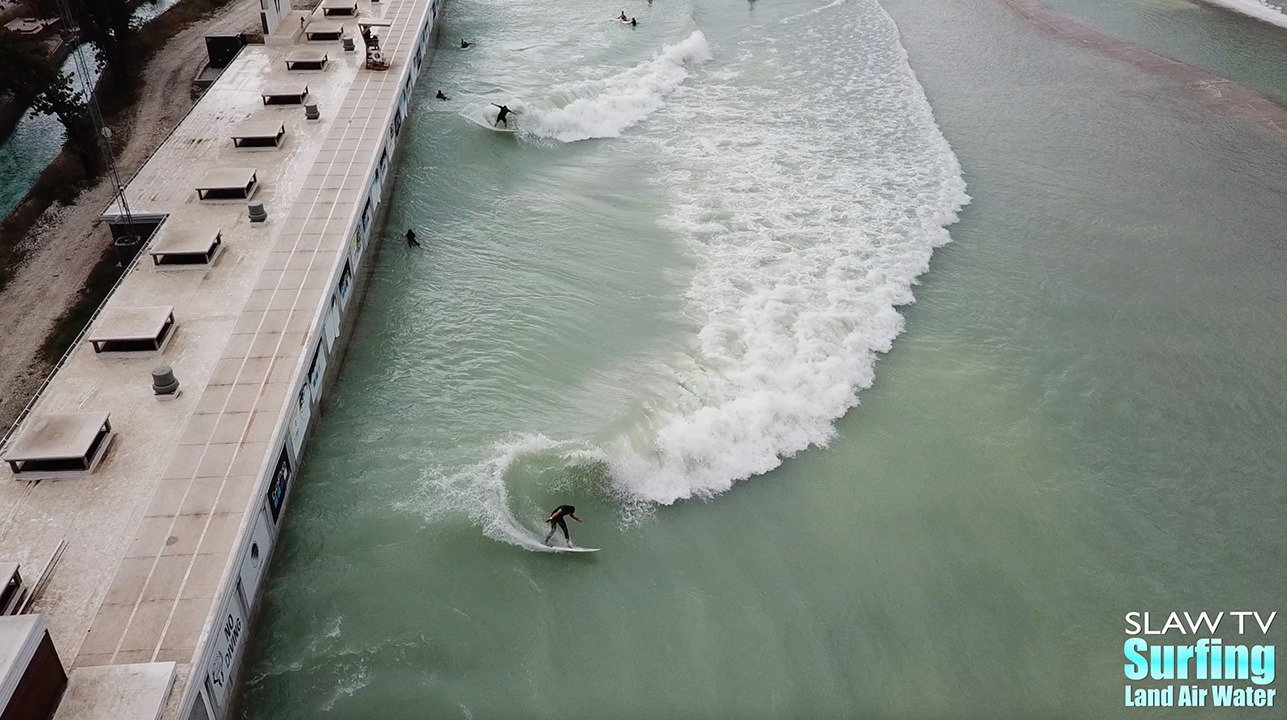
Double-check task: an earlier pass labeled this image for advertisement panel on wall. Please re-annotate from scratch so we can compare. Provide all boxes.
[202,593,246,712]
[308,343,327,397]
[350,230,363,270]
[323,297,341,351]
[267,445,292,524]
[237,508,275,608]
[338,260,353,308]
[287,382,312,457]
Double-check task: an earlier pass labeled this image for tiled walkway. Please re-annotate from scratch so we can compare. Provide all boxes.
[72,0,431,675]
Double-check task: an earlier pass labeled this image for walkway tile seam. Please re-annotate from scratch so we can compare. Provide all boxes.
[98,0,432,668]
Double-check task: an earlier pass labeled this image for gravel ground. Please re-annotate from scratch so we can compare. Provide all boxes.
[0,0,260,434]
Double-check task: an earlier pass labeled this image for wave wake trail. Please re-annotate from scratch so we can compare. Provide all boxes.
[408,434,611,550]
[461,31,713,142]
[604,0,969,505]
[427,0,970,543]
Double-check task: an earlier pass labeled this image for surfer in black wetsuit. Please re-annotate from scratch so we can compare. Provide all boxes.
[492,103,513,127]
[544,505,581,547]
[436,89,449,100]
[461,39,471,48]
[406,228,421,247]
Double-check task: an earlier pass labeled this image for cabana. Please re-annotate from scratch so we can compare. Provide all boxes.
[285,47,328,70]
[321,0,357,15]
[305,20,343,40]
[86,306,177,354]
[261,82,309,104]
[195,167,258,200]
[3,412,114,475]
[231,119,286,148]
[148,225,223,267]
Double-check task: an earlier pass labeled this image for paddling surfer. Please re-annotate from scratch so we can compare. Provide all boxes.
[544,505,581,547]
[492,103,513,127]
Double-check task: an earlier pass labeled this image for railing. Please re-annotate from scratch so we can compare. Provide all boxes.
[0,43,253,456]
[0,231,154,455]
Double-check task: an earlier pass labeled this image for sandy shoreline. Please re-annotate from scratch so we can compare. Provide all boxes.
[1197,0,1287,29]
[2,0,1286,439]
[0,0,259,433]
[999,0,1287,144]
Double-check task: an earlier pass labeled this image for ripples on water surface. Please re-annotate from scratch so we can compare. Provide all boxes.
[237,0,1287,714]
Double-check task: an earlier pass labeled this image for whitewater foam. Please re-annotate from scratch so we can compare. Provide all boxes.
[780,0,850,24]
[406,434,612,548]
[420,0,968,543]
[461,31,713,142]
[604,0,969,504]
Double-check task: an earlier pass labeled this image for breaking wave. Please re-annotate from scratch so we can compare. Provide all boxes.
[460,31,713,142]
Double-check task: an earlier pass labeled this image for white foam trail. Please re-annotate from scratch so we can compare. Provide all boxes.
[780,0,849,24]
[426,0,969,536]
[498,31,713,142]
[604,1,969,504]
[1195,0,1287,28]
[319,661,371,711]
[407,435,610,550]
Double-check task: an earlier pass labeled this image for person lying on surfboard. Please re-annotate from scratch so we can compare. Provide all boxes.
[492,103,513,127]
[544,505,581,548]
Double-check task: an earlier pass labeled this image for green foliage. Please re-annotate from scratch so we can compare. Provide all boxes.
[0,30,101,176]
[65,0,135,96]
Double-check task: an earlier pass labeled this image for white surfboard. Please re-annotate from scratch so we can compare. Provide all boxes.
[465,113,517,133]
[548,545,600,553]
[465,103,521,133]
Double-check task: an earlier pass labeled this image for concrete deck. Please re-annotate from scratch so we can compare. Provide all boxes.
[52,663,175,720]
[87,307,176,346]
[0,0,440,713]
[2,413,109,465]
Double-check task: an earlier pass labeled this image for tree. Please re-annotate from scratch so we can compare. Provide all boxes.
[0,30,102,177]
[65,0,135,98]
[30,71,101,177]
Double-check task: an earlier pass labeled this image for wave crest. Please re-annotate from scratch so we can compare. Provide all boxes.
[462,31,713,142]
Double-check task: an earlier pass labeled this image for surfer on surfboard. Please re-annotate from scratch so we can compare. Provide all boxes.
[492,103,514,128]
[544,505,581,548]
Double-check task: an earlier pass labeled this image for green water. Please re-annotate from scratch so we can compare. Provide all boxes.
[1038,0,1287,102]
[237,0,1287,716]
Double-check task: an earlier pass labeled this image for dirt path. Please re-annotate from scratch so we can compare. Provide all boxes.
[0,0,259,433]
